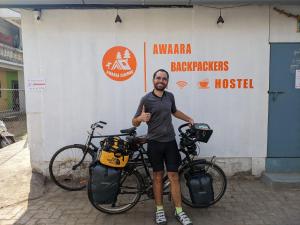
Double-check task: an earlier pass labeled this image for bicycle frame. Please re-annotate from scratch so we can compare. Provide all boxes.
[125,143,200,198]
[79,121,217,197]
[84,122,226,213]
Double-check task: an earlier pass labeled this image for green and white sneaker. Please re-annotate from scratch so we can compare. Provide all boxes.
[175,211,193,225]
[155,210,167,225]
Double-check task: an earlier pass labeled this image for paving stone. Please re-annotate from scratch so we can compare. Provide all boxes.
[1,143,300,225]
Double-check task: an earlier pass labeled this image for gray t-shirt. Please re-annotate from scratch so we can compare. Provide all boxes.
[134,91,177,142]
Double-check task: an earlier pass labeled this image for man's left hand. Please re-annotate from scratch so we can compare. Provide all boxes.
[187,118,194,125]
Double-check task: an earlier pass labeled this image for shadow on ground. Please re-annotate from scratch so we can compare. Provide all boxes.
[0,143,300,225]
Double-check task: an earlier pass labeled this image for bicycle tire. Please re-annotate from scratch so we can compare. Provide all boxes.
[87,169,143,214]
[179,160,227,208]
[49,144,94,191]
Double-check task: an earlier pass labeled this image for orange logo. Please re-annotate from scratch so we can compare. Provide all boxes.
[198,79,209,89]
[176,80,188,89]
[102,46,137,81]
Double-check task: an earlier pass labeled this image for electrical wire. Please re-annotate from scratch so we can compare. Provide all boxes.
[196,3,252,10]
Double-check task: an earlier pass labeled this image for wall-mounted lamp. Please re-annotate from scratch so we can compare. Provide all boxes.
[115,9,122,23]
[217,9,224,25]
[33,9,42,21]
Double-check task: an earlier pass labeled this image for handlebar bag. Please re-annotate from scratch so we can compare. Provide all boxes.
[184,169,214,205]
[188,123,213,143]
[89,162,121,204]
[195,129,213,143]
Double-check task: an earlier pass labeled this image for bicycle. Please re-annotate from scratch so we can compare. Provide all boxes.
[49,120,126,191]
[87,123,227,214]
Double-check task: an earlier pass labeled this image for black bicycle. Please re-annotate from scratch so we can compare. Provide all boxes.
[49,121,127,191]
[86,123,227,214]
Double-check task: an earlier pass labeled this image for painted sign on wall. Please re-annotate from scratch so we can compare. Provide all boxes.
[101,42,254,91]
[102,46,137,81]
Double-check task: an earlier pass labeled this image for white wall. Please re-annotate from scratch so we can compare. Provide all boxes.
[21,5,300,175]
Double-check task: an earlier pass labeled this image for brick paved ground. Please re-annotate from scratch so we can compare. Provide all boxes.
[0,140,44,208]
[0,177,299,225]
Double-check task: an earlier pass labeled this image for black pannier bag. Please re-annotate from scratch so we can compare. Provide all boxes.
[184,168,214,205]
[89,162,121,204]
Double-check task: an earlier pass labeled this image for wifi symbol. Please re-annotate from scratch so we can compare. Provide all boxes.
[176,80,188,89]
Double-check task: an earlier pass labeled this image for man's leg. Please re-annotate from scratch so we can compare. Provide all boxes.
[153,171,167,225]
[167,172,182,207]
[165,140,182,207]
[153,171,164,206]
[165,141,193,225]
[148,141,165,206]
[168,171,193,225]
[147,141,167,225]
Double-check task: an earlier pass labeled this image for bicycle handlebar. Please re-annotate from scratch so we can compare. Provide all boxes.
[178,123,191,134]
[178,122,212,146]
[178,122,211,134]
[91,121,107,129]
[177,123,196,146]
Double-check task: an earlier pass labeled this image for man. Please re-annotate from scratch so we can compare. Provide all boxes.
[132,69,194,225]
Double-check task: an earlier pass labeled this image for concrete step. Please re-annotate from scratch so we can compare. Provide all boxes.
[261,172,300,189]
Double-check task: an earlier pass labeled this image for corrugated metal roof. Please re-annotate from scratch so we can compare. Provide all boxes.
[0,0,299,8]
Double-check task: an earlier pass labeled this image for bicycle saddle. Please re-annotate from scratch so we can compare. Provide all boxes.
[120,127,136,135]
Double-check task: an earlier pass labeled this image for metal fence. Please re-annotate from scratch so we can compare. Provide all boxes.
[0,89,26,141]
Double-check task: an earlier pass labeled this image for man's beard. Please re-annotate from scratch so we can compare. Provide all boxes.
[154,83,167,91]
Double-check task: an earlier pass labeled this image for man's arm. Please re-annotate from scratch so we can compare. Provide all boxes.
[172,110,194,124]
[132,116,142,127]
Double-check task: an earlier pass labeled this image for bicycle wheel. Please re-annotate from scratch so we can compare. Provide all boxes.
[87,169,143,214]
[179,160,227,208]
[49,144,94,191]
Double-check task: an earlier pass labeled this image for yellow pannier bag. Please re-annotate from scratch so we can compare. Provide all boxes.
[99,137,129,168]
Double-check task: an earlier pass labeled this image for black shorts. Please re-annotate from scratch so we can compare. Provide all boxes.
[147,140,181,172]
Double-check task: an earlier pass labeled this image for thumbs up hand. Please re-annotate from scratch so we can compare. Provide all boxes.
[139,105,151,123]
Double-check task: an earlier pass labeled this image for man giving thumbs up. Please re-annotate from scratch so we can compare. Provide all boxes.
[138,105,151,123]
[132,69,194,225]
